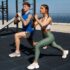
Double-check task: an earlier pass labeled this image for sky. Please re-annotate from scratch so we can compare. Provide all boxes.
[36,0,70,14]
[0,0,70,16]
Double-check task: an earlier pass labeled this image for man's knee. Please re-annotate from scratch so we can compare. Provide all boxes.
[15,33,19,38]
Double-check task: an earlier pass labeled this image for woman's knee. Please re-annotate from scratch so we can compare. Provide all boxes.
[35,46,39,51]
[35,43,41,50]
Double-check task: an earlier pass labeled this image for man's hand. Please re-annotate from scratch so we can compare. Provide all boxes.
[15,13,19,18]
[18,13,22,17]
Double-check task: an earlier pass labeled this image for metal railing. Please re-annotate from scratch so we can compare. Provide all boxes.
[0,0,36,30]
[0,0,8,25]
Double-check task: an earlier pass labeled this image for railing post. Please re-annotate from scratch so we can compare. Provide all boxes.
[2,1,4,25]
[16,0,18,13]
[16,0,18,29]
[34,0,36,15]
[6,0,8,22]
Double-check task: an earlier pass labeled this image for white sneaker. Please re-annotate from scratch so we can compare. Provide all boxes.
[27,63,39,70]
[9,52,21,58]
[43,46,48,49]
[62,50,69,59]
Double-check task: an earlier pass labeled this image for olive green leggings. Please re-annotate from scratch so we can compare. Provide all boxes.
[35,31,64,62]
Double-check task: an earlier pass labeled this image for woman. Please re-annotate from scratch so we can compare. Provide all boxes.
[27,4,69,69]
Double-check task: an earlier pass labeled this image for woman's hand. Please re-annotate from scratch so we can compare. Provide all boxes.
[35,14,38,20]
[34,14,42,27]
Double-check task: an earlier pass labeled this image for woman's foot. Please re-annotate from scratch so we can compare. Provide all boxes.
[27,62,39,70]
[43,46,48,49]
[62,50,69,59]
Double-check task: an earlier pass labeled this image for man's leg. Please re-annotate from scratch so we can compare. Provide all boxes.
[15,32,26,52]
[9,32,29,57]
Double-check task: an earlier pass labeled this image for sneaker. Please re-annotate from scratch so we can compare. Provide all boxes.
[62,50,69,59]
[9,52,21,58]
[27,63,39,70]
[43,46,48,49]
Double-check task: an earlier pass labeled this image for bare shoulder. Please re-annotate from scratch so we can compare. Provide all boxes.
[48,16,52,21]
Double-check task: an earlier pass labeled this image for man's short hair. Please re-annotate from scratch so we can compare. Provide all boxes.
[23,2,31,7]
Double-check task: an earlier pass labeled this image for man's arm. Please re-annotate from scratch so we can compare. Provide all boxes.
[20,14,32,26]
[14,12,22,24]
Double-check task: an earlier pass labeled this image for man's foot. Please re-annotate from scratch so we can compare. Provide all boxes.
[62,50,69,59]
[9,52,21,58]
[27,63,39,70]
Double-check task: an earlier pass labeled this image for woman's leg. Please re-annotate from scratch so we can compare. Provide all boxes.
[35,36,54,62]
[27,32,54,69]
[34,39,50,61]
[27,31,69,69]
[51,41,69,58]
[51,41,64,52]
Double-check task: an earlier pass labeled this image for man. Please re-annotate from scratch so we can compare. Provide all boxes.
[9,2,34,57]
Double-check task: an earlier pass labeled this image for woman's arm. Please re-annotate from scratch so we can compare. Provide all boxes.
[33,19,42,28]
[35,14,52,28]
